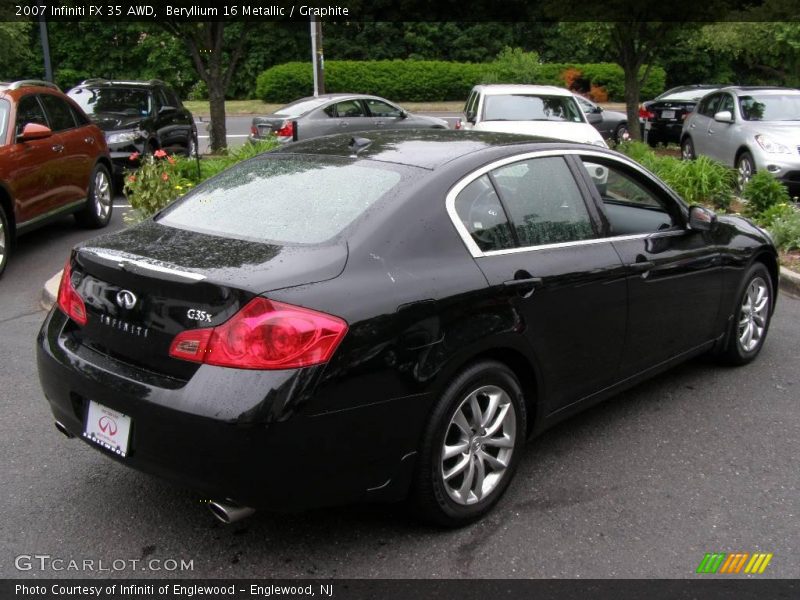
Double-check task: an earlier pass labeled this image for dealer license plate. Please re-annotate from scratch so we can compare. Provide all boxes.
[661,110,676,119]
[84,400,131,457]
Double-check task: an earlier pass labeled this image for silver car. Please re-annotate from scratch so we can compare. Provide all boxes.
[249,94,448,143]
[681,86,800,193]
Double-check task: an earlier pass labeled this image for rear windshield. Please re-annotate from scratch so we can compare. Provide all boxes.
[739,94,800,121]
[0,99,8,145]
[658,88,717,102]
[483,94,584,123]
[157,156,418,244]
[274,98,328,118]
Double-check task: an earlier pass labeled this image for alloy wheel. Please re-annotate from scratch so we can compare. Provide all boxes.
[737,154,754,191]
[737,276,769,353]
[440,384,517,506]
[94,169,112,221]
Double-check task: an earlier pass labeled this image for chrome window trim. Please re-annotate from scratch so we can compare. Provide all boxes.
[445,148,686,259]
[80,247,206,282]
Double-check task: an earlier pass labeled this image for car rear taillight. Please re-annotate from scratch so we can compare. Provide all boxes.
[454,119,463,130]
[250,125,258,136]
[275,121,294,139]
[639,106,654,120]
[57,258,87,326]
[169,297,348,370]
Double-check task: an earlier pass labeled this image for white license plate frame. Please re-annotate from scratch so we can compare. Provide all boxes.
[84,400,131,457]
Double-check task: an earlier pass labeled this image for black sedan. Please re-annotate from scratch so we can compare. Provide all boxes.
[639,84,723,146]
[38,130,777,527]
[249,93,448,143]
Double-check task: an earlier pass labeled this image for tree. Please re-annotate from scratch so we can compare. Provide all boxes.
[159,22,252,152]
[0,22,34,80]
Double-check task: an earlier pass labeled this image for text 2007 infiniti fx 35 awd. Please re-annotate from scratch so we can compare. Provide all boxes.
[37,130,777,527]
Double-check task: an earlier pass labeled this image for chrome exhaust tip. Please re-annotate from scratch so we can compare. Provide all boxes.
[208,500,255,524]
[54,421,75,439]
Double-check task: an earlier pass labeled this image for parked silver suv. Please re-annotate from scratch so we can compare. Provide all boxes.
[681,86,800,194]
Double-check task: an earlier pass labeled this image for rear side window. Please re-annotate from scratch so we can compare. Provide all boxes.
[493,157,596,247]
[158,157,417,244]
[330,100,365,118]
[0,99,9,145]
[454,175,515,252]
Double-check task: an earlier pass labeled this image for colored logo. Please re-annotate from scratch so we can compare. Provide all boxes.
[696,552,773,574]
[98,415,118,436]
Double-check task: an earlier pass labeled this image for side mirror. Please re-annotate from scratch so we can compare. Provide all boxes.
[713,110,733,123]
[586,112,602,124]
[594,106,604,114]
[159,105,176,115]
[689,205,717,231]
[399,109,408,119]
[18,123,53,141]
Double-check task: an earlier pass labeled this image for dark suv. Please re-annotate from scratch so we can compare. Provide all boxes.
[67,79,197,179]
[0,80,113,276]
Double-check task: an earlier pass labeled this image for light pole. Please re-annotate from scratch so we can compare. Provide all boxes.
[310,17,324,96]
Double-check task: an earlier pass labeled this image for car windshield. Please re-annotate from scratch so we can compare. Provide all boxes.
[68,87,152,117]
[0,99,8,145]
[157,156,419,245]
[739,94,800,121]
[658,89,717,102]
[274,98,329,118]
[483,94,584,123]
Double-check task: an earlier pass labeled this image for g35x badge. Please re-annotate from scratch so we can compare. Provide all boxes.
[187,309,213,323]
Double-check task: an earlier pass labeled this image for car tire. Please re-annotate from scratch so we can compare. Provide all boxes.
[737,151,755,192]
[410,360,527,527]
[681,137,696,160]
[646,133,660,148]
[0,205,11,277]
[75,164,113,229]
[614,123,630,143]
[718,263,773,366]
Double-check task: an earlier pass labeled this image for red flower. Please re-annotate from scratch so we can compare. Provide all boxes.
[128,152,140,161]
[127,175,136,183]
[161,173,169,181]
[154,149,167,159]
[167,155,176,165]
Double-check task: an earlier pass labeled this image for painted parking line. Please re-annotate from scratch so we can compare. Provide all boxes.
[198,134,249,139]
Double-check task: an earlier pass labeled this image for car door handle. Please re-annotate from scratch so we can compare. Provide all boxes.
[51,144,64,153]
[626,260,655,274]
[503,277,542,298]
[689,123,696,128]
[84,137,94,144]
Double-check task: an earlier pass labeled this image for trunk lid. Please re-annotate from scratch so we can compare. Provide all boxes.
[69,221,347,379]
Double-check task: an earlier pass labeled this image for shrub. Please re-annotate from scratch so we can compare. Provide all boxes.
[124,140,278,223]
[255,58,667,104]
[743,171,791,218]
[757,202,797,227]
[768,210,800,252]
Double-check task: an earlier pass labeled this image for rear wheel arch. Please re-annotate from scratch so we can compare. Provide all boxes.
[0,184,15,244]
[430,344,541,438]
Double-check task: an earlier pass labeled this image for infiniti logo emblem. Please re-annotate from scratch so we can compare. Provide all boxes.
[116,289,137,310]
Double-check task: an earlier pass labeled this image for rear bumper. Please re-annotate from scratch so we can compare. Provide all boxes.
[37,309,424,510]
[641,121,683,143]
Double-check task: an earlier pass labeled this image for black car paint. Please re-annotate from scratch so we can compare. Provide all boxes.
[37,130,778,512]
[68,81,196,177]
[641,85,723,146]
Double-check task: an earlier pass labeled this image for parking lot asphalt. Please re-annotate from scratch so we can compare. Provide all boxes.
[1,201,798,579]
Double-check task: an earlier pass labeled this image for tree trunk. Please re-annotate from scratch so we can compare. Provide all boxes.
[624,64,642,142]
[207,81,227,154]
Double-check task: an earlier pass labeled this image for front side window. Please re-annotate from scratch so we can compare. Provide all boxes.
[14,95,48,137]
[158,157,417,245]
[365,99,402,118]
[39,94,77,132]
[717,93,735,115]
[581,159,679,235]
[482,94,584,123]
[698,94,721,118]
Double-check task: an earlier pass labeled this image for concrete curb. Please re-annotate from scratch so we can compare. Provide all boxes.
[41,271,61,311]
[41,265,800,313]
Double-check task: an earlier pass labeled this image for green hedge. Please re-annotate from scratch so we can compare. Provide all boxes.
[255,59,666,104]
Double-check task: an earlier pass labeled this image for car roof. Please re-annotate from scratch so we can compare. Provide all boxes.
[70,79,166,90]
[719,86,800,96]
[472,84,574,97]
[271,129,596,170]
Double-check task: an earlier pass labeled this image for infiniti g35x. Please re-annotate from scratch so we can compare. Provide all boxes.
[37,130,778,527]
